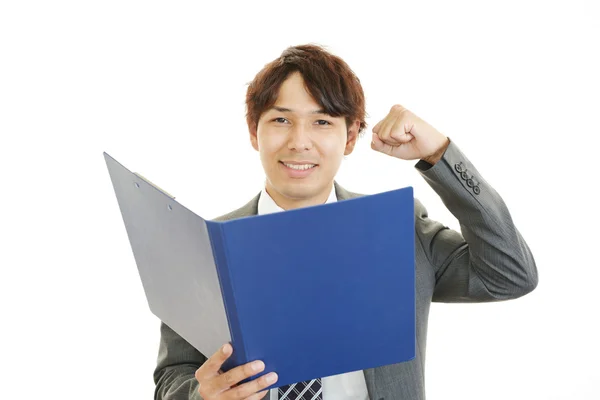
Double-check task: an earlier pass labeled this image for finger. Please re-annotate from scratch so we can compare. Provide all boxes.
[214,360,267,394]
[227,372,278,400]
[390,103,408,113]
[372,118,384,133]
[390,119,415,144]
[375,125,402,146]
[244,389,270,400]
[375,115,393,142]
[371,132,384,150]
[196,343,233,382]
[371,132,394,155]
[376,115,404,146]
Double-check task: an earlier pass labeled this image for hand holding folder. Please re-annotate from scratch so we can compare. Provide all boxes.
[195,343,277,399]
[104,152,416,391]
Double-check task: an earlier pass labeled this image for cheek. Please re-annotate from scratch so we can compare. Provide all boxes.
[257,133,284,163]
[319,133,347,156]
[258,136,278,155]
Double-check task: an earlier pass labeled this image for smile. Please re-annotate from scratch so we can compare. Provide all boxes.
[281,162,317,170]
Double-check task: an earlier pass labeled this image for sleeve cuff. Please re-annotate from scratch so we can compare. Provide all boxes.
[415,159,434,171]
[414,137,452,172]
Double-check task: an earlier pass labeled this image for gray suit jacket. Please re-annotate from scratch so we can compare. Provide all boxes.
[153,140,538,400]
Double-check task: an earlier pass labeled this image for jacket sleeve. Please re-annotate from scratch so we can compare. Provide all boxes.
[153,322,206,400]
[413,139,538,302]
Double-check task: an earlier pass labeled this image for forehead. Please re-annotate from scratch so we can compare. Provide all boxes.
[272,72,321,110]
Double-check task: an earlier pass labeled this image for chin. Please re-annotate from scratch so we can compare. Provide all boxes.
[281,183,318,198]
[274,180,323,199]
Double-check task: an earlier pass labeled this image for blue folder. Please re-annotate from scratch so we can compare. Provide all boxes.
[104,152,415,389]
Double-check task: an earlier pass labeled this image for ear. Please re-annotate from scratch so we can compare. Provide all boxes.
[343,120,360,156]
[249,124,259,151]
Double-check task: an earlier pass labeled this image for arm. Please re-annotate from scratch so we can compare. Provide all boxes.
[153,322,206,400]
[414,139,538,302]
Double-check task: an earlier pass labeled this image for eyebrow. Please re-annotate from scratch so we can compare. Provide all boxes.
[271,106,328,115]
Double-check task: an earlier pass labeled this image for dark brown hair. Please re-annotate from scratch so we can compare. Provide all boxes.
[245,44,367,135]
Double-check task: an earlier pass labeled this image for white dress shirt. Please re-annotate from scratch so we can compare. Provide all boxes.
[258,185,370,400]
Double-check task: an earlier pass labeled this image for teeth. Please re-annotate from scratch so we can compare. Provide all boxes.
[283,163,315,170]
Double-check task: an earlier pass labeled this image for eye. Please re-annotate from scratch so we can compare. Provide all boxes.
[316,120,331,126]
[273,117,289,124]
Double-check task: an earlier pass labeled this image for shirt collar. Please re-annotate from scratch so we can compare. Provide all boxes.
[257,184,337,215]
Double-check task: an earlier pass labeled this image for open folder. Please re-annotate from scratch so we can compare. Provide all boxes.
[104,152,416,389]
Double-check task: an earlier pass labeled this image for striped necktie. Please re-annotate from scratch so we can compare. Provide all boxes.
[278,378,323,400]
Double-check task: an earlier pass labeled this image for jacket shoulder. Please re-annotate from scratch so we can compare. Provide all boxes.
[212,193,260,222]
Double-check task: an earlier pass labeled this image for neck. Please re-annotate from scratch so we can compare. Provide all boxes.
[265,182,334,210]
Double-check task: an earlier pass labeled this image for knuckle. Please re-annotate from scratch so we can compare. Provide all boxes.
[223,371,236,386]
[257,391,269,400]
[246,391,267,400]
[392,105,408,116]
[209,358,223,371]
[256,378,269,391]
[205,357,215,369]
[245,363,258,376]
[229,385,247,399]
[227,376,262,399]
[197,382,208,397]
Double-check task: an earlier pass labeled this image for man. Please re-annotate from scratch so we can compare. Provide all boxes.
[153,44,538,400]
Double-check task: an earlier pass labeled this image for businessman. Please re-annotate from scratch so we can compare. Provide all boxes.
[153,44,538,400]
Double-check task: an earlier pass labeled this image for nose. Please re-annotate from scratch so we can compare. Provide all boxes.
[287,123,313,151]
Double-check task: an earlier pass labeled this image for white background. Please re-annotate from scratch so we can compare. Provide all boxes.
[1,1,599,399]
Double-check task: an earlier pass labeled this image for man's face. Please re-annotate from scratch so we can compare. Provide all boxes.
[250,72,359,209]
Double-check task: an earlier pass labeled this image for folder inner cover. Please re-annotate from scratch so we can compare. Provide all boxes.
[220,189,415,387]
